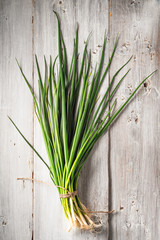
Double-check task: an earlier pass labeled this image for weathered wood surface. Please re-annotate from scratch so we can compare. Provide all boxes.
[34,1,109,239]
[0,0,33,239]
[0,0,160,240]
[109,0,160,239]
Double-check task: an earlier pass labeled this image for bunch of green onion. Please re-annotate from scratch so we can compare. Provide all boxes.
[9,12,156,231]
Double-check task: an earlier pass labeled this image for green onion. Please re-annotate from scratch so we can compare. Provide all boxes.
[9,12,156,231]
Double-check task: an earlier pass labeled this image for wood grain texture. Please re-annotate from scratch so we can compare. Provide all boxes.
[109,0,160,239]
[0,0,33,239]
[1,0,160,239]
[33,0,109,239]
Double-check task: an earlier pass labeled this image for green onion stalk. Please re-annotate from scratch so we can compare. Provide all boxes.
[9,12,156,231]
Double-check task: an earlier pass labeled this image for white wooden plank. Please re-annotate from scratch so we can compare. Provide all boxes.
[109,0,160,239]
[0,0,33,239]
[33,0,110,239]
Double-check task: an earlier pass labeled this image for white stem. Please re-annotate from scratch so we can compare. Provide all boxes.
[75,214,83,226]
[67,211,73,228]
[70,198,76,222]
[79,213,88,226]
[66,225,72,232]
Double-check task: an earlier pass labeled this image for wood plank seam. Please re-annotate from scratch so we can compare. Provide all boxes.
[32,0,35,239]
[108,0,112,239]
